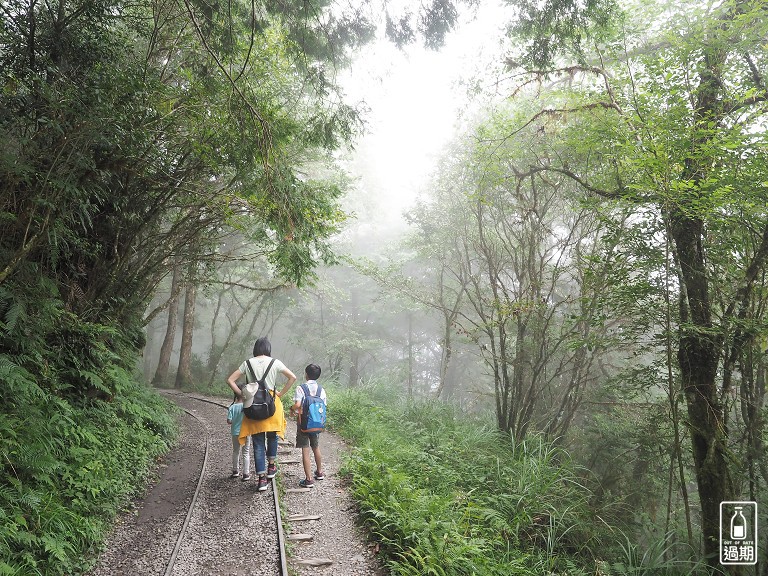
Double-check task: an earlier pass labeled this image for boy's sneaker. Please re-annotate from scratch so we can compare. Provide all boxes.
[313,470,325,480]
[242,474,251,482]
[299,478,315,488]
[266,463,277,479]
[257,476,269,491]
[230,471,240,479]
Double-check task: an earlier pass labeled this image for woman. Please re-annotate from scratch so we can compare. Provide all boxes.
[227,336,296,491]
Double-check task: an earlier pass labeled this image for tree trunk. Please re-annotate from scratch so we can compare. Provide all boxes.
[671,206,731,566]
[206,285,230,373]
[349,350,360,388]
[206,291,265,387]
[152,264,181,387]
[670,20,734,565]
[407,312,413,399]
[433,258,463,400]
[435,318,453,400]
[175,282,197,389]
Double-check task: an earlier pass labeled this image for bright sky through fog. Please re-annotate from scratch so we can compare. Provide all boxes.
[338,2,511,236]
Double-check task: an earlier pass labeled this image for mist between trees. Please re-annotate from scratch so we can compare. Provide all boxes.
[2,0,767,573]
[144,1,768,572]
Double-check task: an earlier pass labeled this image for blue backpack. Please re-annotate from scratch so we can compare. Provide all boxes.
[299,383,326,434]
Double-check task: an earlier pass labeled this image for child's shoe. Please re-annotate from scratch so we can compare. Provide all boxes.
[257,476,269,491]
[313,470,325,480]
[230,471,240,478]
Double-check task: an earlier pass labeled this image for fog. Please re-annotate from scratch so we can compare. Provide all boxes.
[142,3,512,404]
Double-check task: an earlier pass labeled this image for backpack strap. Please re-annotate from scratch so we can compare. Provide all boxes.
[301,382,322,399]
[262,359,277,398]
[246,358,277,391]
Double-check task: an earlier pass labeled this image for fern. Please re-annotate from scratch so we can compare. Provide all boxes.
[0,357,45,405]
[3,300,25,337]
[0,361,177,575]
[76,369,109,394]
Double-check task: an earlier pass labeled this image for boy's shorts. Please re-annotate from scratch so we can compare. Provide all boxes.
[295,428,319,449]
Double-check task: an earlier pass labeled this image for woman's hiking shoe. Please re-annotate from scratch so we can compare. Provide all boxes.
[313,470,325,480]
[266,463,277,479]
[241,474,251,482]
[257,476,269,491]
[230,471,240,479]
[299,478,314,488]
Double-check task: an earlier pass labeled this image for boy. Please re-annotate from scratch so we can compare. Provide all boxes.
[227,394,252,481]
[290,363,326,488]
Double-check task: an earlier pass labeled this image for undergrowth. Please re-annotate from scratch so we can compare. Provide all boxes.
[0,279,179,576]
[0,356,178,575]
[326,379,705,576]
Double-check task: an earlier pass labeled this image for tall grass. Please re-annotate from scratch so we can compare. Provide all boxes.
[327,380,602,575]
[327,379,711,575]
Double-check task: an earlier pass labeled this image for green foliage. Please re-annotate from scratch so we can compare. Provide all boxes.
[500,0,768,566]
[0,0,368,351]
[510,0,619,68]
[0,285,177,574]
[410,101,624,440]
[0,357,177,575]
[601,534,704,576]
[0,274,146,398]
[328,379,605,575]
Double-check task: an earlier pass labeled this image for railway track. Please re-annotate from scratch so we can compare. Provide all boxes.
[162,391,289,576]
[88,386,387,576]
[88,390,289,576]
[162,402,211,576]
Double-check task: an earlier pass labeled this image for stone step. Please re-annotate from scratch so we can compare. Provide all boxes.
[287,533,313,542]
[294,558,333,567]
[286,514,322,522]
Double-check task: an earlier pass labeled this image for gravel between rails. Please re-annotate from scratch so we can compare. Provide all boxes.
[87,391,386,576]
[88,393,279,576]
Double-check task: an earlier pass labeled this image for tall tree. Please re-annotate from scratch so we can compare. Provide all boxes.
[409,107,615,439]
[508,0,768,564]
[174,282,197,389]
[152,262,182,386]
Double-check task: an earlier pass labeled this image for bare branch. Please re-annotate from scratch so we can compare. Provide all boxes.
[512,164,624,200]
[218,281,289,292]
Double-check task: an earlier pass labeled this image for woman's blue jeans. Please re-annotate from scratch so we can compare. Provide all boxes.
[251,431,278,475]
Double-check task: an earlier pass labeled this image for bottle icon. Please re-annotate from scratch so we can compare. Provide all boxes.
[731,506,747,540]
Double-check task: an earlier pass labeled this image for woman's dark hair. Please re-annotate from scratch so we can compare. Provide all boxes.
[253,337,271,357]
[305,363,321,380]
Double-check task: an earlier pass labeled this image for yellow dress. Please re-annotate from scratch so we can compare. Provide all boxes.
[238,395,287,445]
